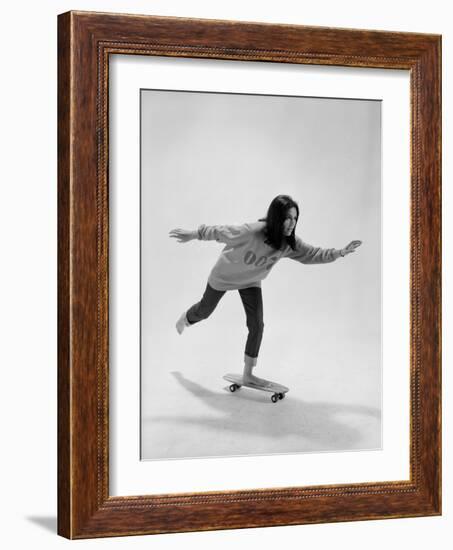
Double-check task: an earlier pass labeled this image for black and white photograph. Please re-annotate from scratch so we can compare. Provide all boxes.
[140,89,381,460]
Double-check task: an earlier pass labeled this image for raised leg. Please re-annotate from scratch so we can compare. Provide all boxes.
[176,283,226,334]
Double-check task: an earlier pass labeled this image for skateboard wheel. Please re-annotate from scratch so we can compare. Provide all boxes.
[271,394,278,403]
[278,393,285,400]
[229,384,240,392]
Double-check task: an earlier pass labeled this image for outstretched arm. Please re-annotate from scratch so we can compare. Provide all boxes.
[340,240,362,256]
[285,237,362,264]
[169,223,258,245]
[169,228,198,243]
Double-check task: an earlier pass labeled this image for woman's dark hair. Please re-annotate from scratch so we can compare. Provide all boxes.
[259,195,299,250]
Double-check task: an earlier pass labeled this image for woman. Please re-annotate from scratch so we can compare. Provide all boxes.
[169,195,361,387]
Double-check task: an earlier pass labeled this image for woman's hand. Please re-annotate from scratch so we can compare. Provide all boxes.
[169,228,197,243]
[340,240,362,256]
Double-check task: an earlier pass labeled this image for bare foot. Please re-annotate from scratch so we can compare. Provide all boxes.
[243,374,272,387]
[175,312,188,334]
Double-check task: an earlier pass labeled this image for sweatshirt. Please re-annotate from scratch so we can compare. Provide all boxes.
[197,221,341,291]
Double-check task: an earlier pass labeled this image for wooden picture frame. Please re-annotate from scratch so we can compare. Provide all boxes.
[58,10,441,539]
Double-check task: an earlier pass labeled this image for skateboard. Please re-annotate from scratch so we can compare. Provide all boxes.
[223,373,289,403]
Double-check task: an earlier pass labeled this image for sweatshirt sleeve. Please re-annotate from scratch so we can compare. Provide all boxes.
[197,223,256,245]
[285,236,341,264]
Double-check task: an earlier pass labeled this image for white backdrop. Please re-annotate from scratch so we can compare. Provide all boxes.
[0,0,450,549]
[140,83,382,460]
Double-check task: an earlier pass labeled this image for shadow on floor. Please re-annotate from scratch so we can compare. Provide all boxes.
[143,371,381,456]
[26,516,57,533]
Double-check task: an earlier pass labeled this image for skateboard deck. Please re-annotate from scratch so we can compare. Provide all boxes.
[223,373,289,403]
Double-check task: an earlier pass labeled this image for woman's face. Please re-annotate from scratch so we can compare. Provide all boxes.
[282,207,298,236]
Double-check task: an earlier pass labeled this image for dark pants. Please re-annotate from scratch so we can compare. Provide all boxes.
[186,283,264,359]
